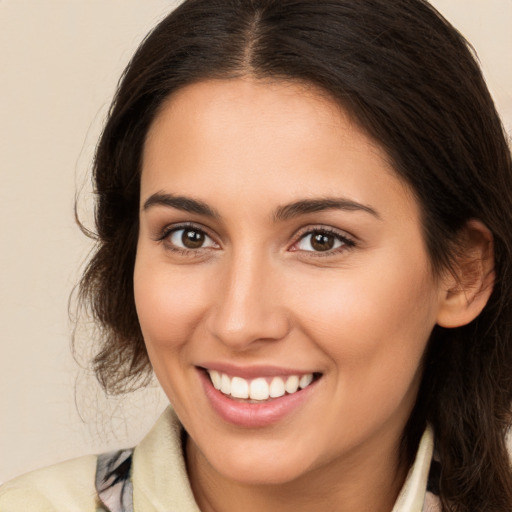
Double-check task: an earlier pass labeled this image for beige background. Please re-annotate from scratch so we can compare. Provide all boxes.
[1,1,511,483]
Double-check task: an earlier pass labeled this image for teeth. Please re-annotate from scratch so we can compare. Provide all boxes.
[269,377,285,398]
[250,378,269,400]
[284,375,299,394]
[207,370,316,401]
[231,376,249,399]
[210,370,222,390]
[299,373,313,389]
[220,373,231,395]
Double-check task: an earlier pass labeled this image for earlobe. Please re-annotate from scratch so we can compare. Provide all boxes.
[436,220,495,328]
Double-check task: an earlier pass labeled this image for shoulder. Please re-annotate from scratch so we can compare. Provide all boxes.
[0,455,99,512]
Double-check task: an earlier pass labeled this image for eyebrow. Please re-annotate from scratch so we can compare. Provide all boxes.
[273,198,380,221]
[143,192,379,221]
[143,193,220,218]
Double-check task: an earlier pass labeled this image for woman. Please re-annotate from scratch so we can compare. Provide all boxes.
[1,0,511,511]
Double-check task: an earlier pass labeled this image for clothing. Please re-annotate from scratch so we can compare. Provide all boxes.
[0,406,440,512]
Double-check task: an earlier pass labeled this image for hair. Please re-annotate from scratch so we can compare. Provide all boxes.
[77,0,512,510]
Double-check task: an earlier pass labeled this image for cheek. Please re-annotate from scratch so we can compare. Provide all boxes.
[133,257,210,351]
[288,257,438,398]
[307,279,434,440]
[133,256,213,412]
[292,262,436,344]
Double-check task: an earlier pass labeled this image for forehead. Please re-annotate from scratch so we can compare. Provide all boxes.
[141,78,417,222]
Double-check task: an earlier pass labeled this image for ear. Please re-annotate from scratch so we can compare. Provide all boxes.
[436,220,495,328]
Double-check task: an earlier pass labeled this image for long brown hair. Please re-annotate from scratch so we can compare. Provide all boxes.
[78,1,512,510]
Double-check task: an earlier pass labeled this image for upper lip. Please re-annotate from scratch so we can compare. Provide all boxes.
[198,362,319,379]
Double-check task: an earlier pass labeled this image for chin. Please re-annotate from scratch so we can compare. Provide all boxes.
[217,458,312,486]
[196,436,317,486]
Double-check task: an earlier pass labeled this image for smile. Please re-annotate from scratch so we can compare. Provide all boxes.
[199,367,322,428]
[207,370,316,401]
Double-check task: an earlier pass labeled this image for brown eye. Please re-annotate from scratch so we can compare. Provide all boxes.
[310,232,335,251]
[168,227,217,250]
[182,229,205,248]
[295,229,351,253]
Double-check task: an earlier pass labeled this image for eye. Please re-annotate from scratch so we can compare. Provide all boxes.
[167,227,218,250]
[293,229,354,253]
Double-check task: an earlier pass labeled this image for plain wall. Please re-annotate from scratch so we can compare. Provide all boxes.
[1,0,511,483]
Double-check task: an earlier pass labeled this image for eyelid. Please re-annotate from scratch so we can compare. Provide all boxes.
[156,221,213,239]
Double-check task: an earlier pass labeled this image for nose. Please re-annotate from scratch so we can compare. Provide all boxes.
[205,251,291,350]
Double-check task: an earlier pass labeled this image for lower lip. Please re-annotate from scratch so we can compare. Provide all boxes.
[198,370,319,428]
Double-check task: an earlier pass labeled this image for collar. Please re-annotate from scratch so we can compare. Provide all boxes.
[391,425,436,512]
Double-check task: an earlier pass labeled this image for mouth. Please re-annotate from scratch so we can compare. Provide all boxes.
[204,369,321,403]
[197,366,322,428]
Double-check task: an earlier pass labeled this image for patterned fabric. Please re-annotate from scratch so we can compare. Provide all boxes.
[96,449,134,512]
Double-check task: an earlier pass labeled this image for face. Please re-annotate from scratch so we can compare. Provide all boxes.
[134,78,445,486]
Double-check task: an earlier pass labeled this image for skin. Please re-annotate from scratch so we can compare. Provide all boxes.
[133,78,481,512]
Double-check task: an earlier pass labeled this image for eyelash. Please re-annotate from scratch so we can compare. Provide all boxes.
[156,223,356,257]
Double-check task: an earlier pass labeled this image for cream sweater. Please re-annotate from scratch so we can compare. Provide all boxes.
[0,407,436,512]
